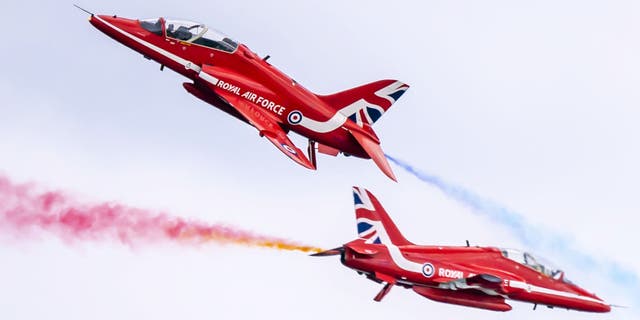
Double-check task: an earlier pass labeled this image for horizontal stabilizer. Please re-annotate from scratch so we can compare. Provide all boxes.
[349,129,396,181]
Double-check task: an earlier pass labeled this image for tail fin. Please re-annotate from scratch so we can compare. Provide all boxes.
[318,80,409,127]
[352,187,412,246]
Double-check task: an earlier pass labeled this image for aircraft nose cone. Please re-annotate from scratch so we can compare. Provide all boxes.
[88,14,148,47]
[93,15,140,29]
[594,302,611,313]
[583,299,611,313]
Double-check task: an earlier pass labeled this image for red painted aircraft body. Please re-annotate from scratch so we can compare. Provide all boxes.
[83,12,408,181]
[313,187,611,313]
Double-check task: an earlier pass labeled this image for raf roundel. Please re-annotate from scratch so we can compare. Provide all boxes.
[287,110,303,125]
[422,263,435,278]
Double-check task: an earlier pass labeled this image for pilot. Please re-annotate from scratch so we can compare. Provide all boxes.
[166,24,192,41]
[524,253,543,273]
[173,26,193,41]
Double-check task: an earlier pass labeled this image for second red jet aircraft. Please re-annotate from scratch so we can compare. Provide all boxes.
[313,187,611,313]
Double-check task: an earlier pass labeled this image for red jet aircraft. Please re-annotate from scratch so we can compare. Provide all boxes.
[313,187,611,313]
[80,8,409,181]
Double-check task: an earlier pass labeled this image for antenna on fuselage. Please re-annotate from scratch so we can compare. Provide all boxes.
[465,240,470,247]
[263,55,271,61]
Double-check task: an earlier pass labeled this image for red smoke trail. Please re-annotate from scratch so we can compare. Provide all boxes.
[0,175,323,253]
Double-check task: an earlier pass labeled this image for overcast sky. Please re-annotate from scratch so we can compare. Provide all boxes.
[0,1,638,319]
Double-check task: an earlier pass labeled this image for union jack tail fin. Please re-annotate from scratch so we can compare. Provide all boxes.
[352,187,412,246]
[317,80,409,127]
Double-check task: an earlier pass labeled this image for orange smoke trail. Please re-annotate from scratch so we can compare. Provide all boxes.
[0,175,324,253]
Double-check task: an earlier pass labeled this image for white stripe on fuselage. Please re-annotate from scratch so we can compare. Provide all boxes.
[508,280,606,305]
[296,99,371,133]
[362,209,606,307]
[357,218,423,273]
[198,71,220,86]
[94,16,201,73]
[297,110,348,133]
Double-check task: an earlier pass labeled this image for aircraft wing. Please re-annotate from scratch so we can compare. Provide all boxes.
[413,285,512,311]
[439,273,506,295]
[212,88,316,170]
[410,273,512,311]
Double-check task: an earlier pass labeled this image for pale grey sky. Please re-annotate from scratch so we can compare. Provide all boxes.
[0,1,638,319]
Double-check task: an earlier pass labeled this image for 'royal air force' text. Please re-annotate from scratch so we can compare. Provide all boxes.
[217,80,286,116]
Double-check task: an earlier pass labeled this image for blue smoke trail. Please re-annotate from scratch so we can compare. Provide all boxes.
[387,154,639,305]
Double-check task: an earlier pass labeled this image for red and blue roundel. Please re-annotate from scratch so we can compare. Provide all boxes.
[288,110,302,124]
[422,263,435,278]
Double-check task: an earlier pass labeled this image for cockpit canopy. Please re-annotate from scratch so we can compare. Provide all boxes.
[501,248,572,283]
[140,18,239,53]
